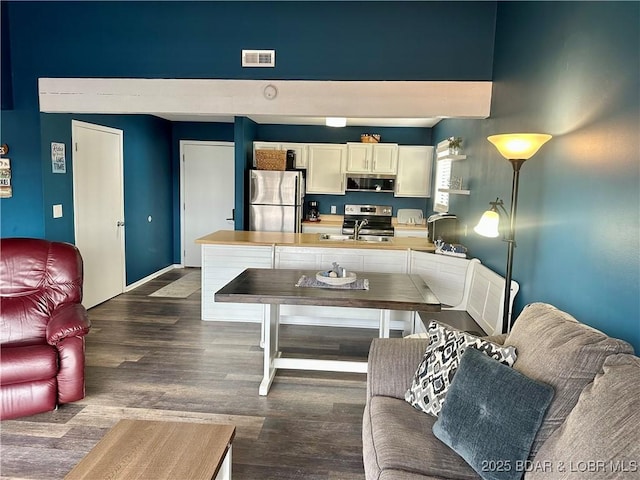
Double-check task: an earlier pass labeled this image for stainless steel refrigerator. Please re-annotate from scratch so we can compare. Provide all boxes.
[249,170,304,232]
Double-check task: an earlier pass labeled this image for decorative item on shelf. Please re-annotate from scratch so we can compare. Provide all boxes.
[474,132,552,333]
[449,176,464,191]
[0,144,9,156]
[361,134,381,143]
[447,136,463,155]
[434,238,468,258]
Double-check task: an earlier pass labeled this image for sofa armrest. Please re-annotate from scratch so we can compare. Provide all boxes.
[367,338,428,402]
[46,304,91,345]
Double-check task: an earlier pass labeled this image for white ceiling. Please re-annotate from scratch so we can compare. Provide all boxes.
[154,113,441,128]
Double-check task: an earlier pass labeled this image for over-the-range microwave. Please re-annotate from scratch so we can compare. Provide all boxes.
[346,175,395,193]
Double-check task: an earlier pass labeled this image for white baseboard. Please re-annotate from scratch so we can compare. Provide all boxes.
[125,264,182,291]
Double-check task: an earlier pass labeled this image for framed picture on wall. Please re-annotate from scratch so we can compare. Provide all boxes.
[0,158,12,198]
[51,142,66,174]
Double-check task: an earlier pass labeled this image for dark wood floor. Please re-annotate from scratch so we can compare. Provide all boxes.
[1,268,398,480]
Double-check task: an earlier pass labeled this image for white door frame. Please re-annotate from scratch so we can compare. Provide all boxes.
[179,140,235,266]
[72,119,126,300]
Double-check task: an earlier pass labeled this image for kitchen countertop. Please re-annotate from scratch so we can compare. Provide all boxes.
[196,230,435,252]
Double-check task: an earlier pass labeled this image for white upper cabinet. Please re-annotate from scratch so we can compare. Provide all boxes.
[395,146,434,198]
[253,141,308,169]
[306,144,347,194]
[346,143,398,174]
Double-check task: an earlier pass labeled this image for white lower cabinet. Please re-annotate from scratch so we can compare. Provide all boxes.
[201,244,273,322]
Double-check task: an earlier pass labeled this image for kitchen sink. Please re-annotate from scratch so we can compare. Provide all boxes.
[319,234,393,243]
[319,234,353,241]
[358,235,393,243]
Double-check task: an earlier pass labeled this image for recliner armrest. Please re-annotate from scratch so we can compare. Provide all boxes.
[367,338,428,402]
[46,304,91,345]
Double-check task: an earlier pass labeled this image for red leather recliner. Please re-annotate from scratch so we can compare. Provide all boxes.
[1,238,91,420]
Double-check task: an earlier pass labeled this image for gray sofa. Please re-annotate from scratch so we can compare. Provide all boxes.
[363,303,640,480]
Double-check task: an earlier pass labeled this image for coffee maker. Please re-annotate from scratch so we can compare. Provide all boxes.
[307,200,320,222]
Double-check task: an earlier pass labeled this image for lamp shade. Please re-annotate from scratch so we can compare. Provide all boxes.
[474,209,500,238]
[487,133,552,160]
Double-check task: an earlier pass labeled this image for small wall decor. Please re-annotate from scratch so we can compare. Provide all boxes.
[51,142,66,173]
[447,136,462,155]
[0,158,11,198]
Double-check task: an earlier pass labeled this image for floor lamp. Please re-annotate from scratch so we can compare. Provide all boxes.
[474,133,552,333]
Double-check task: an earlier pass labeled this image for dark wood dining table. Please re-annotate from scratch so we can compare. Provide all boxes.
[215,268,441,395]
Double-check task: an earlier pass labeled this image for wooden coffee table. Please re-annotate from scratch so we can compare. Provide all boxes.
[65,419,236,480]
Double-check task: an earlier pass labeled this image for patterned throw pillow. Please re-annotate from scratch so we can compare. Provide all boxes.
[405,321,517,416]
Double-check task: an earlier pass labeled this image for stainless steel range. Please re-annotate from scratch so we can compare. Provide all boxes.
[342,204,394,239]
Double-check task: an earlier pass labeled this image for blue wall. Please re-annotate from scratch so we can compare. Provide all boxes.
[40,113,175,284]
[433,2,639,352]
[0,0,496,283]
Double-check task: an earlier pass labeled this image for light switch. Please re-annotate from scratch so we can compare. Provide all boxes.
[53,204,63,218]
[331,205,337,214]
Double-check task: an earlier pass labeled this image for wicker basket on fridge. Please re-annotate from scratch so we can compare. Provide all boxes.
[256,150,287,170]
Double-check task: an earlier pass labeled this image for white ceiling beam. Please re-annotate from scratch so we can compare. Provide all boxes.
[38,78,492,120]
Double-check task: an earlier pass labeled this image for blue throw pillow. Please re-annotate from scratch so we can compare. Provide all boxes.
[432,348,554,480]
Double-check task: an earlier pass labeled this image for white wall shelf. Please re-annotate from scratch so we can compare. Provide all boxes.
[436,153,467,161]
[438,188,471,195]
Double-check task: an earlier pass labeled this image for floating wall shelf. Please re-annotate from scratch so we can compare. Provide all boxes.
[438,188,471,195]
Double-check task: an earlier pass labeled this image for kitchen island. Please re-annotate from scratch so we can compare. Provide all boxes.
[195,229,434,251]
[196,230,449,334]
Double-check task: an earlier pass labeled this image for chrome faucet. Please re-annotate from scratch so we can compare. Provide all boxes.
[354,219,369,240]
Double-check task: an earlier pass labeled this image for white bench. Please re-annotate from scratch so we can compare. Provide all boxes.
[412,253,519,336]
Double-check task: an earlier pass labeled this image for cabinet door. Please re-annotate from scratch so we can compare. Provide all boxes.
[281,142,308,169]
[345,143,372,173]
[307,144,346,194]
[372,144,398,174]
[395,146,433,197]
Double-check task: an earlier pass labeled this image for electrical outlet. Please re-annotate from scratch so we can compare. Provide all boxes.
[53,204,63,218]
[331,205,337,214]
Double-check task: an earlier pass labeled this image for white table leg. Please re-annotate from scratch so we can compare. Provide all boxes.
[214,445,232,480]
[259,303,279,396]
[379,309,391,338]
[259,304,267,348]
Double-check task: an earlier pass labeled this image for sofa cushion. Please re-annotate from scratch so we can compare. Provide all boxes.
[405,321,517,416]
[504,303,634,458]
[525,353,640,480]
[365,396,480,480]
[433,348,554,480]
[0,344,58,385]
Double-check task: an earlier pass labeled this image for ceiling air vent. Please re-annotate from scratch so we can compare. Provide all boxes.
[242,50,276,67]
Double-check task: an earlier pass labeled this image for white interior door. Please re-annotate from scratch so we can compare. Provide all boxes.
[181,141,235,267]
[72,120,125,309]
